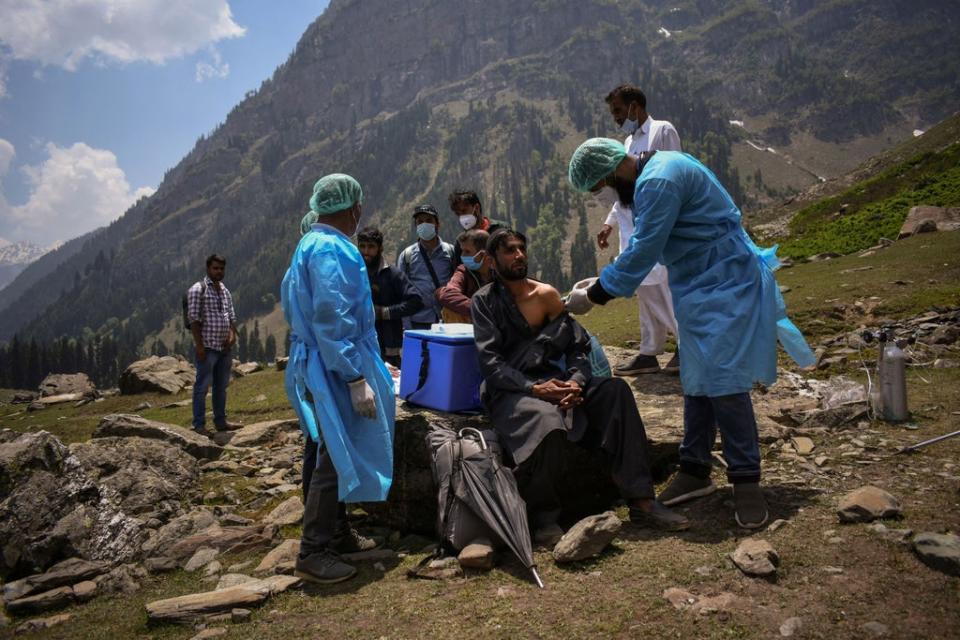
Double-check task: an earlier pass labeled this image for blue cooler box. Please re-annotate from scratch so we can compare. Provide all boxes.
[399,329,482,412]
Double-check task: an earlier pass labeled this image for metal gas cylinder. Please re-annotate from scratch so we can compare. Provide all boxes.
[878,338,908,422]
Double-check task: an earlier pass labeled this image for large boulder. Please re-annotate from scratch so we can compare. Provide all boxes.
[71,437,200,516]
[898,205,960,238]
[119,355,195,395]
[0,431,144,579]
[38,373,95,398]
[94,414,223,460]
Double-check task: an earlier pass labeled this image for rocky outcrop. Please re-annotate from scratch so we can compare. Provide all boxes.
[0,429,200,580]
[94,414,223,460]
[38,373,96,398]
[119,355,195,395]
[898,205,960,238]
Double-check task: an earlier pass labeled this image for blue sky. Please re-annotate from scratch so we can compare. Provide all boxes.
[0,0,329,246]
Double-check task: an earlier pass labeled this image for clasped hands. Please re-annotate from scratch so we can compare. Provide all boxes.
[532,378,584,410]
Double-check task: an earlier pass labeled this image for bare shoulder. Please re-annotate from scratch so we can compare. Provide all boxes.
[534,282,564,318]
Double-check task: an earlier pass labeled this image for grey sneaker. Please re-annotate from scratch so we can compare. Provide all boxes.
[295,550,357,584]
[658,472,716,506]
[733,482,769,529]
[330,528,379,554]
[662,352,680,375]
[533,523,564,547]
[629,501,690,531]
[614,354,661,376]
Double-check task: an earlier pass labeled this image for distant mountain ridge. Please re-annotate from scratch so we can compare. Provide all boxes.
[1,0,958,348]
[0,241,62,293]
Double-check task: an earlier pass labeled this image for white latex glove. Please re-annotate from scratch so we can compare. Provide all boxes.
[565,277,598,315]
[348,378,377,419]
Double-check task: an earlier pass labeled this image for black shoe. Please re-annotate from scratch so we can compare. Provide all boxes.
[295,550,357,584]
[614,354,661,376]
[330,528,379,554]
[658,472,716,506]
[662,352,680,375]
[733,482,769,529]
[193,427,213,439]
[629,501,690,531]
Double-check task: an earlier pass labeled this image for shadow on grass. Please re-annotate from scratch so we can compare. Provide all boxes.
[299,555,402,596]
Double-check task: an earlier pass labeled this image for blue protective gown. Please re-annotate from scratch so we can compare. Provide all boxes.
[281,223,395,502]
[599,152,815,397]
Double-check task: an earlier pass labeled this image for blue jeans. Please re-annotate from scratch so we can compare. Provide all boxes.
[679,392,761,483]
[192,349,232,429]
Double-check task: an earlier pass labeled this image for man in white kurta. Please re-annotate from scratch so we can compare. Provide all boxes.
[597,84,682,376]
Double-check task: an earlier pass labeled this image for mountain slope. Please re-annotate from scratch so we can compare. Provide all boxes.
[2,0,958,348]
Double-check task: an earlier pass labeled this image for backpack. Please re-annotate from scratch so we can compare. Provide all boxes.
[182,280,207,330]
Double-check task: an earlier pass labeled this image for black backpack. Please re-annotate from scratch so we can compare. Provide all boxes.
[182,281,207,330]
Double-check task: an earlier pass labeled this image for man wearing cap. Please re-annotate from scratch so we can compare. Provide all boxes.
[397,204,456,329]
[282,173,395,584]
[565,140,815,529]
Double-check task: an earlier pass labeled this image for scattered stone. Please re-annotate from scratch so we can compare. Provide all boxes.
[94,563,146,595]
[837,486,902,523]
[808,252,841,262]
[730,538,779,578]
[3,558,111,602]
[10,391,36,404]
[184,547,220,572]
[663,587,696,609]
[779,616,803,637]
[263,496,304,526]
[814,455,828,466]
[415,556,463,580]
[898,205,960,237]
[254,539,300,574]
[552,511,622,563]
[790,436,815,455]
[14,613,72,634]
[72,580,98,602]
[145,575,301,624]
[141,509,218,558]
[38,373,95,398]
[933,358,959,368]
[233,361,263,377]
[220,513,254,526]
[144,557,180,574]
[166,524,279,562]
[204,560,222,578]
[226,419,301,448]
[119,355,195,395]
[768,519,788,533]
[865,522,913,544]
[495,585,514,598]
[930,325,960,345]
[232,608,252,622]
[190,628,228,640]
[822,566,844,574]
[94,414,223,460]
[661,588,742,615]
[134,401,152,411]
[862,621,890,636]
[912,532,960,577]
[457,540,494,570]
[5,586,75,615]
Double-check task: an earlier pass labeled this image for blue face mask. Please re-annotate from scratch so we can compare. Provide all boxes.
[416,222,437,241]
[462,253,484,271]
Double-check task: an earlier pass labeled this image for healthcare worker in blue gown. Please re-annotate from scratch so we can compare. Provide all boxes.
[282,173,395,584]
[566,139,815,529]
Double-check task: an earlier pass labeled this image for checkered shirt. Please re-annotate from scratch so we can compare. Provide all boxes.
[187,276,236,350]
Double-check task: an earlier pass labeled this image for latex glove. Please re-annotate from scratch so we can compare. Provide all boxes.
[565,277,598,315]
[348,378,377,419]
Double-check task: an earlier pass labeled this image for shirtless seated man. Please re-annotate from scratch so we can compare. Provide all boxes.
[471,229,688,544]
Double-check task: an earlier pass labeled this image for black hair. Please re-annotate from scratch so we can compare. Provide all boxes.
[486,228,526,256]
[605,84,646,109]
[206,254,226,267]
[448,189,482,213]
[457,229,490,252]
[357,227,383,246]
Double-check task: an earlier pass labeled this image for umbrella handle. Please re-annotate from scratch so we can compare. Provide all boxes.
[458,427,487,450]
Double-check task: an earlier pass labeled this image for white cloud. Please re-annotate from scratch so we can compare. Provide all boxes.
[195,47,229,82]
[2,142,154,244]
[0,0,245,70]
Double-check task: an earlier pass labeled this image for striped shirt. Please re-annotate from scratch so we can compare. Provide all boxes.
[187,276,236,351]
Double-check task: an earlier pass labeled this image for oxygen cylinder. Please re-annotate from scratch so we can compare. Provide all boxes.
[878,340,908,422]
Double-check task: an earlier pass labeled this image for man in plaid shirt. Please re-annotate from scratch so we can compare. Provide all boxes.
[187,254,241,435]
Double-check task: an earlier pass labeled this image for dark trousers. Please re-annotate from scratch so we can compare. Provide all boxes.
[300,440,347,557]
[679,392,761,484]
[514,377,656,526]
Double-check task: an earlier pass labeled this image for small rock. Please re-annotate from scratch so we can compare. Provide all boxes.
[216,574,259,590]
[865,522,913,544]
[251,394,268,403]
[14,613,72,634]
[72,580,98,602]
[226,561,252,573]
[203,560,222,578]
[780,616,803,637]
[663,587,696,610]
[134,401,152,411]
[262,496,304,526]
[144,557,179,574]
[822,566,844,574]
[190,628,228,640]
[862,621,890,636]
[912,532,960,577]
[790,436,815,455]
[552,511,622,563]
[814,455,828,467]
[232,608,252,622]
[837,486,902,523]
[184,547,220,572]
[768,519,788,532]
[933,358,959,369]
[373,562,386,572]
[730,538,779,578]
[5,586,75,615]
[495,585,514,598]
[458,539,494,570]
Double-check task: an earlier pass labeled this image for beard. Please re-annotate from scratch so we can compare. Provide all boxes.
[497,261,528,281]
[362,254,380,271]
[613,176,635,206]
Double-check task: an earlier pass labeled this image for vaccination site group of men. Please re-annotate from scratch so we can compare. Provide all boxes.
[186,83,816,585]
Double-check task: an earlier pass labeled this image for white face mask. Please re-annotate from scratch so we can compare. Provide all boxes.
[592,186,619,210]
[458,214,477,230]
[619,104,639,135]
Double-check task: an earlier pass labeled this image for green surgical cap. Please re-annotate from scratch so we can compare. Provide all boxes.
[567,138,627,192]
[309,173,363,217]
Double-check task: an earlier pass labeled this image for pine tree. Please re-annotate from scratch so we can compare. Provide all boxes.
[569,203,597,285]
[265,334,277,363]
